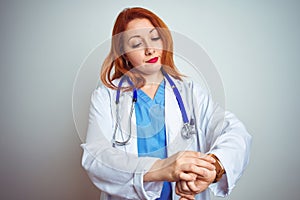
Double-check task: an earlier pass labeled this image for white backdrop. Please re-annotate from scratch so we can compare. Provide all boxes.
[0,1,299,199]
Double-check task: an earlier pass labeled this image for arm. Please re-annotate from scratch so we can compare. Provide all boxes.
[82,85,218,199]
[81,86,162,199]
[196,83,252,196]
[176,83,252,198]
[143,152,216,182]
[204,105,252,196]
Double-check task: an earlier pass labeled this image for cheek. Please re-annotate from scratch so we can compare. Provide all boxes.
[157,49,163,56]
[126,50,144,67]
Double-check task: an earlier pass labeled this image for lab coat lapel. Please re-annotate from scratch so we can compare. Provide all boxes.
[165,78,195,156]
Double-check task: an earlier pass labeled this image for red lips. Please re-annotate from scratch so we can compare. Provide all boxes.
[146,57,158,63]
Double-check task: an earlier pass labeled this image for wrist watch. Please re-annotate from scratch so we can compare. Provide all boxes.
[209,154,226,183]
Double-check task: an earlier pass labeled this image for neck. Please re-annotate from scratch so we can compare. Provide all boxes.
[140,71,164,99]
[143,71,164,86]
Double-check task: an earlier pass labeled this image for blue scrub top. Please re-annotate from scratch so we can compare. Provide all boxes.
[135,80,172,200]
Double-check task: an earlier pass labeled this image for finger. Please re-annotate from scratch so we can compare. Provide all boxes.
[197,169,217,183]
[178,171,197,181]
[179,157,215,171]
[180,197,192,200]
[176,181,183,194]
[180,164,209,178]
[186,181,200,193]
[181,151,214,164]
[177,190,196,200]
[180,180,190,192]
[172,152,215,172]
[176,181,194,195]
[195,157,216,170]
[200,154,216,164]
[180,151,202,158]
[179,193,196,200]
[180,197,194,200]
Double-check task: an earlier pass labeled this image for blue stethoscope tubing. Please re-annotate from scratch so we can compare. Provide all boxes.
[112,69,196,146]
[113,76,137,146]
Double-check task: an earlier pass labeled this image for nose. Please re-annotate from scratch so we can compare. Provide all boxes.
[145,47,155,56]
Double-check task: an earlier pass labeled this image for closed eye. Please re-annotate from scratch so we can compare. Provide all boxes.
[152,37,161,41]
[132,43,142,48]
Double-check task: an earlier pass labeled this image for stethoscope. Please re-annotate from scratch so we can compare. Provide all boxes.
[112,69,196,147]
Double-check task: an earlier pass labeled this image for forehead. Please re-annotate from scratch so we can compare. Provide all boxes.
[124,18,157,37]
[126,18,154,31]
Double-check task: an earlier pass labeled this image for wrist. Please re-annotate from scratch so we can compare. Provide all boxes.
[208,154,225,183]
[143,159,166,182]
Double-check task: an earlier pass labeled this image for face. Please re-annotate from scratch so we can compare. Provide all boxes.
[122,18,163,75]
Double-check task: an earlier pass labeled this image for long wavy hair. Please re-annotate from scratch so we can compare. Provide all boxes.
[100,7,183,89]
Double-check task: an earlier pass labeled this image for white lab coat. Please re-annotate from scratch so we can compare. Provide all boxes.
[81,76,252,200]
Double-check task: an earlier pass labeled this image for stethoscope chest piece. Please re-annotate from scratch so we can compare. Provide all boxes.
[181,119,197,139]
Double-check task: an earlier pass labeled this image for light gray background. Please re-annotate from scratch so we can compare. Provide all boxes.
[0,0,299,200]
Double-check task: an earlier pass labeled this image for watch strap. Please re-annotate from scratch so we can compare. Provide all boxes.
[209,154,226,183]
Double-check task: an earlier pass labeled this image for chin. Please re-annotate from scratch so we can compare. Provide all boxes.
[147,65,162,73]
[135,63,162,74]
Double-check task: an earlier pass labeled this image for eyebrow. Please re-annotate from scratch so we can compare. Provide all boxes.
[149,28,156,33]
[127,28,157,41]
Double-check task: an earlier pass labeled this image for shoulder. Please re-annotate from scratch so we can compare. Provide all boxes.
[175,77,209,97]
[93,79,120,95]
[91,81,117,104]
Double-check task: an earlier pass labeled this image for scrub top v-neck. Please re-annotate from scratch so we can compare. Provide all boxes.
[135,80,171,200]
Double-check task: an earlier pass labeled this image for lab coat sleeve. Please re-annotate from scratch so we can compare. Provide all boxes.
[193,83,252,197]
[80,86,163,200]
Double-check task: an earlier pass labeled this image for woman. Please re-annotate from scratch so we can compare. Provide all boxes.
[81,7,251,200]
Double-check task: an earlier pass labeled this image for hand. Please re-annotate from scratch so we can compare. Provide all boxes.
[175,156,216,199]
[144,151,215,182]
[176,176,216,199]
[175,180,196,200]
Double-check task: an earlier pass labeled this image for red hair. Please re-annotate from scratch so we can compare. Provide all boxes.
[100,7,183,89]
